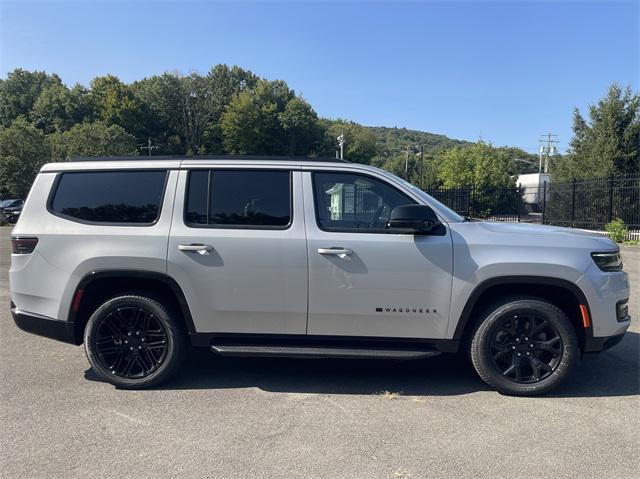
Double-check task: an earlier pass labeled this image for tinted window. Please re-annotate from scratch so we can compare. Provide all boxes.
[313,172,415,232]
[51,171,167,224]
[185,170,291,228]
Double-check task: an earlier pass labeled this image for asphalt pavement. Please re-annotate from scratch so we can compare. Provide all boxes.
[1,226,638,478]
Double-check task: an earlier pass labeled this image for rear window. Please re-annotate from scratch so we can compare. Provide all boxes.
[185,169,292,228]
[50,170,167,224]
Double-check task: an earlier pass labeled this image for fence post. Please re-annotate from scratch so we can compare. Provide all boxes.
[467,187,472,218]
[571,178,576,227]
[608,174,614,223]
[516,186,521,223]
[541,181,547,224]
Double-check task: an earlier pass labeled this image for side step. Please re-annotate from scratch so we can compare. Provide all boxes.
[210,344,440,359]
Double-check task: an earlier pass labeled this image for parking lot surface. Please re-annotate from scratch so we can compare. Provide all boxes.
[0,226,638,478]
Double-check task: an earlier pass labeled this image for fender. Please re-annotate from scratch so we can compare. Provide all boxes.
[70,270,196,336]
[452,275,592,340]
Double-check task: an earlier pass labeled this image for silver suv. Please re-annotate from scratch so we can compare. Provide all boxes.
[9,156,631,395]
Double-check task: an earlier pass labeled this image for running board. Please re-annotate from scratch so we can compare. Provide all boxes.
[210,344,441,359]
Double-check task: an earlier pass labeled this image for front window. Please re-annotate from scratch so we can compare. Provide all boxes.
[312,172,416,232]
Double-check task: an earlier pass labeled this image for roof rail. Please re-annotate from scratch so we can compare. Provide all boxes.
[67,155,350,163]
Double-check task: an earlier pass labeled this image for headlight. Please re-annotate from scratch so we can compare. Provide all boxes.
[591,251,623,272]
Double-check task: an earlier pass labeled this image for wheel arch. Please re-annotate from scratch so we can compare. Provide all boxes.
[69,270,196,345]
[453,276,592,351]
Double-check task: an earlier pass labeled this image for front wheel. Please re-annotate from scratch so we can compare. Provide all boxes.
[84,295,187,389]
[470,296,579,396]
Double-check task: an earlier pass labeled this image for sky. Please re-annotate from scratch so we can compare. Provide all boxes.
[1,0,638,153]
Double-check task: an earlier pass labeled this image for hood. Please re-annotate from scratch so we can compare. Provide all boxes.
[452,221,619,250]
[479,221,606,238]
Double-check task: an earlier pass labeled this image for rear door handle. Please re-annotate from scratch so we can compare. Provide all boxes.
[318,248,353,258]
[179,243,214,255]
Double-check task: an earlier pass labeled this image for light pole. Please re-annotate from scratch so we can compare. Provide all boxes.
[337,133,345,160]
[404,147,408,179]
[418,145,424,188]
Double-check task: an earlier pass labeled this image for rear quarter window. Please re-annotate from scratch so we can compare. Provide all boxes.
[49,170,167,225]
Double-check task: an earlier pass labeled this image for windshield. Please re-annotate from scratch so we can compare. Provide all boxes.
[0,200,18,207]
[374,169,466,223]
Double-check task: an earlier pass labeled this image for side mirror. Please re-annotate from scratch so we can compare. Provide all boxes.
[386,204,442,235]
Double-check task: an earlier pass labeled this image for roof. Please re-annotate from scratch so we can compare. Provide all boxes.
[67,155,349,163]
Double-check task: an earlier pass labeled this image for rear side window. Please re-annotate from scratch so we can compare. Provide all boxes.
[50,170,167,224]
[185,169,292,229]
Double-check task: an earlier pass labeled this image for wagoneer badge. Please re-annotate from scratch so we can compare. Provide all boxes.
[376,307,437,314]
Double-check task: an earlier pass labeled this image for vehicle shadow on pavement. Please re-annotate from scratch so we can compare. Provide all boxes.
[86,332,639,397]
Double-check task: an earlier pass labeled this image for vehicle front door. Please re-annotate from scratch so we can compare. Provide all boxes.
[304,170,453,339]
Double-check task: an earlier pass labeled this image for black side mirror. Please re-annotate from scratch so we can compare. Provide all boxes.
[386,204,441,235]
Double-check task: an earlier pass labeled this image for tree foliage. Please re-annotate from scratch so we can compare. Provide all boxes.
[0,69,62,127]
[1,66,625,202]
[221,80,321,155]
[553,83,639,179]
[0,118,49,197]
[437,141,515,189]
[318,120,378,164]
[49,122,137,161]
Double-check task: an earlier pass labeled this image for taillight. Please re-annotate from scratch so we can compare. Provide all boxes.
[11,237,38,254]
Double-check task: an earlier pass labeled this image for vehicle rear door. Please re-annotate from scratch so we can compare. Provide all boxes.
[167,164,308,335]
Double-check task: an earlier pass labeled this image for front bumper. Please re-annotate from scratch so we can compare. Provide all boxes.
[11,305,79,345]
[577,266,631,341]
[583,331,627,354]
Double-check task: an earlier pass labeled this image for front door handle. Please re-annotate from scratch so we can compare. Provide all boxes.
[179,243,214,255]
[318,247,353,258]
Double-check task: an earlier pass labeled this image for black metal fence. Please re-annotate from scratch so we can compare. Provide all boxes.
[424,175,640,230]
[424,186,521,222]
[541,175,640,230]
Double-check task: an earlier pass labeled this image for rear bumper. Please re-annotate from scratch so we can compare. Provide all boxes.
[11,306,79,345]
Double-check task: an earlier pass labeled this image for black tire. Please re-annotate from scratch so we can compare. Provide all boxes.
[469,296,579,396]
[84,294,187,389]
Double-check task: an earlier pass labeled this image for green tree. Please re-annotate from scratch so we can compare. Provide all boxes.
[278,96,322,155]
[49,122,138,161]
[318,120,378,164]
[0,69,62,127]
[30,83,92,133]
[132,72,186,154]
[0,118,49,197]
[201,65,259,153]
[221,79,320,155]
[90,75,144,138]
[438,141,514,188]
[553,83,639,179]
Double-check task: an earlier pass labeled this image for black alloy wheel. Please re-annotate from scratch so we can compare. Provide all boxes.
[489,313,563,383]
[92,306,169,379]
[470,296,579,396]
[84,295,187,389]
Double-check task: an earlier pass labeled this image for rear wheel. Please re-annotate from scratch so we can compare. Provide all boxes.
[84,295,187,389]
[470,296,579,396]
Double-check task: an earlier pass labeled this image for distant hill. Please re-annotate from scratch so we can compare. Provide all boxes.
[366,126,472,159]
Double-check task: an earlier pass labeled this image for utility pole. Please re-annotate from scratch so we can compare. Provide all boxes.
[140,138,159,157]
[337,133,345,160]
[404,145,410,180]
[418,145,424,188]
[538,133,559,173]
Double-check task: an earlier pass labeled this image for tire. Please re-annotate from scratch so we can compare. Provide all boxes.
[84,294,187,389]
[469,296,579,396]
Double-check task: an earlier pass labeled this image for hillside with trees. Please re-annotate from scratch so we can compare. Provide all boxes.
[0,66,636,197]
